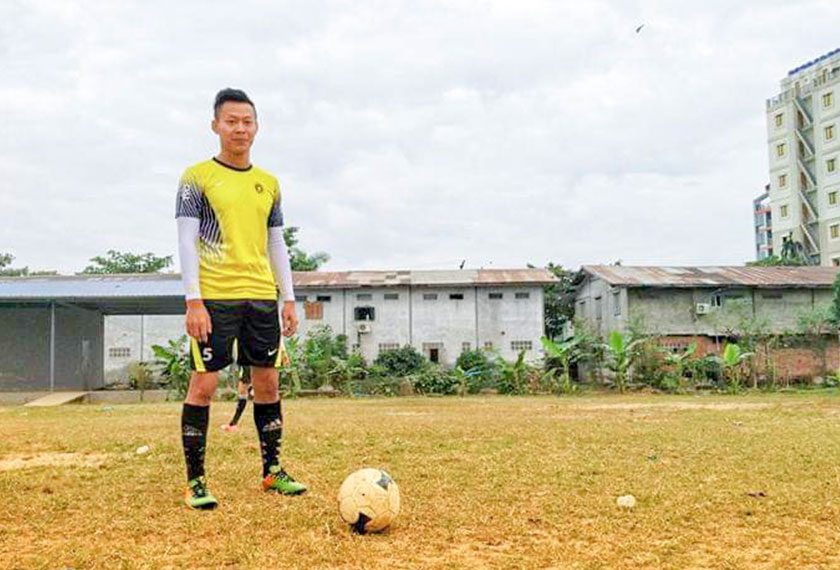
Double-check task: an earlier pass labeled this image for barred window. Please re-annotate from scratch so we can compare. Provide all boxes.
[109,347,131,359]
[515,292,530,299]
[316,295,332,302]
[384,293,399,300]
[450,293,464,300]
[378,343,400,354]
[356,293,373,301]
[484,341,494,350]
[510,340,533,351]
[461,342,471,353]
[423,293,438,301]
[488,292,503,300]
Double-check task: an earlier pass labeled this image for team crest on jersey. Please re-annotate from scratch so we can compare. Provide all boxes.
[255,183,264,194]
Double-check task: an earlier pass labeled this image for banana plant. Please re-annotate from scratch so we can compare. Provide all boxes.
[602,330,645,393]
[541,336,582,395]
[664,342,697,390]
[719,342,754,393]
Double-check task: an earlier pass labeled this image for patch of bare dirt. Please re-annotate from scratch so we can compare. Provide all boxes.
[0,452,111,471]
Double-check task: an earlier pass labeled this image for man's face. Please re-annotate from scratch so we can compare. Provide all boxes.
[212,101,258,155]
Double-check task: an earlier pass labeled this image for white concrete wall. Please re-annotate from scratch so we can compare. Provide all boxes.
[106,284,548,370]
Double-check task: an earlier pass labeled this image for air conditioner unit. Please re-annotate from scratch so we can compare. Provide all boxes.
[357,323,372,334]
[695,303,711,315]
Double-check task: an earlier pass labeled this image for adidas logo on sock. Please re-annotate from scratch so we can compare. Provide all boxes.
[182,425,204,437]
[262,418,283,432]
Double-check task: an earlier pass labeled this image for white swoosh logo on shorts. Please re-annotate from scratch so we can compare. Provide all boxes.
[267,348,278,356]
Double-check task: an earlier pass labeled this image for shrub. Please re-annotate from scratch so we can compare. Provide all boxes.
[455,349,497,393]
[413,366,459,395]
[151,335,191,400]
[373,345,427,376]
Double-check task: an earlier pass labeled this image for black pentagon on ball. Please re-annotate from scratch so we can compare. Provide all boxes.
[375,471,393,490]
[351,513,371,534]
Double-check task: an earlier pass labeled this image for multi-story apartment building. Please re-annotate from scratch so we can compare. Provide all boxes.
[766,47,840,266]
[753,186,773,261]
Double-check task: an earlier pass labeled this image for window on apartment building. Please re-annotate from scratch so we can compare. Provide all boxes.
[780,204,789,218]
[356,293,373,301]
[831,191,839,206]
[378,343,399,355]
[510,340,533,352]
[422,342,444,364]
[449,293,465,300]
[354,306,375,321]
[488,292,503,299]
[711,294,723,308]
[461,342,471,353]
[823,91,834,108]
[831,224,840,239]
[775,113,783,128]
[776,142,786,158]
[826,125,836,141]
[613,291,621,316]
[316,295,332,302]
[423,293,438,301]
[109,347,131,359]
[515,292,530,299]
[384,293,399,300]
[778,173,787,188]
[304,301,323,320]
[595,296,602,320]
[828,158,837,174]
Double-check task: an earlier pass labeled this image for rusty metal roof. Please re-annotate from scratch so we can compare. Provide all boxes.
[293,268,556,288]
[581,265,840,289]
[0,268,556,302]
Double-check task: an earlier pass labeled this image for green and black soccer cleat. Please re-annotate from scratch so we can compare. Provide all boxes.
[185,476,218,510]
[261,465,308,495]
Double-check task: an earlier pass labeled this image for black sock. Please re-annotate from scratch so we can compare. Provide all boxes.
[229,397,247,426]
[253,400,283,477]
[182,404,209,482]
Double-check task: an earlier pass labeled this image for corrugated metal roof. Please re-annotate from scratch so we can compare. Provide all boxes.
[0,268,556,301]
[581,265,840,288]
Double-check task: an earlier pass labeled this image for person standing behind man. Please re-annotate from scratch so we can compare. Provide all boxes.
[176,88,307,510]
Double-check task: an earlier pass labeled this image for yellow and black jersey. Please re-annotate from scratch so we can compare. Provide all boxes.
[175,158,283,300]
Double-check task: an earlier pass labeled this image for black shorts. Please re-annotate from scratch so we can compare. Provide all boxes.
[189,300,282,373]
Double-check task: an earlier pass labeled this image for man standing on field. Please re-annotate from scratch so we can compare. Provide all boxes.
[175,88,307,510]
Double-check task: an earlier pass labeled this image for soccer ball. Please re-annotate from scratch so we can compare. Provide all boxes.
[337,468,400,534]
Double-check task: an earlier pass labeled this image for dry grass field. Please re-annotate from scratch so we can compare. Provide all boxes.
[3,393,840,569]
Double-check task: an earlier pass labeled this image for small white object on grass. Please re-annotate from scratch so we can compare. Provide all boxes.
[616,494,636,508]
[136,445,150,455]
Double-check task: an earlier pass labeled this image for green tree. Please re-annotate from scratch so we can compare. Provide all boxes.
[82,250,173,274]
[283,227,330,271]
[537,262,577,339]
[830,270,840,325]
[746,255,807,267]
[0,252,56,276]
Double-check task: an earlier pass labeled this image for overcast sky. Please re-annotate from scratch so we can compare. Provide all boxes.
[2,0,839,274]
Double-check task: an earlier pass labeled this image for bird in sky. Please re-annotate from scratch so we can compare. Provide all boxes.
[459,259,466,270]
[635,24,645,33]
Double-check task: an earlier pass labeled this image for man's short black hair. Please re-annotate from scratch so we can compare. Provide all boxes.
[214,88,256,118]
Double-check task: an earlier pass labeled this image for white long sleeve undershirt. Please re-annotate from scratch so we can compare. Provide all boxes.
[177,217,201,301]
[176,219,295,302]
[269,226,295,302]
